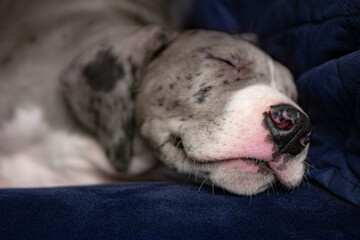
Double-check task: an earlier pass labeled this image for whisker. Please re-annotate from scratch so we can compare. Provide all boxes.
[248,195,252,206]
[198,177,208,192]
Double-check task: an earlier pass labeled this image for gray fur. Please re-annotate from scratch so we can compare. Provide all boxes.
[0,0,309,194]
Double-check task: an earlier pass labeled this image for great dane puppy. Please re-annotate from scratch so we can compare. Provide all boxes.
[0,0,311,195]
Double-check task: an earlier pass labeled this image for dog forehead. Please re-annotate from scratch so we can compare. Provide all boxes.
[135,30,277,123]
[145,30,272,81]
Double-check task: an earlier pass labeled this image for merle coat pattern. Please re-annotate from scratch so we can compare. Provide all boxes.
[0,0,311,194]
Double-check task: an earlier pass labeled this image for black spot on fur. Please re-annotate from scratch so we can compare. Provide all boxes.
[89,97,96,107]
[123,118,135,139]
[185,73,192,81]
[114,143,130,170]
[115,145,125,160]
[157,98,164,106]
[129,86,137,100]
[28,35,37,43]
[1,55,12,66]
[131,65,138,78]
[223,80,229,85]
[127,56,138,78]
[169,83,175,89]
[96,97,102,104]
[87,106,94,115]
[194,86,212,103]
[173,100,180,107]
[93,111,101,129]
[83,49,124,92]
[235,78,241,81]
[100,123,109,136]
[216,73,224,78]
[105,148,111,157]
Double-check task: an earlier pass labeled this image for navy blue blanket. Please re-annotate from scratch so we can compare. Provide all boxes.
[1,1,359,239]
[190,0,360,206]
[0,182,359,240]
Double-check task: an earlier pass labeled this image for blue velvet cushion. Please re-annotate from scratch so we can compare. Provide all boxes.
[0,183,359,240]
[190,0,360,206]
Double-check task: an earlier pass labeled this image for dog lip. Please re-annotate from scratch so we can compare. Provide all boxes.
[193,157,271,168]
[191,157,274,175]
[166,134,273,173]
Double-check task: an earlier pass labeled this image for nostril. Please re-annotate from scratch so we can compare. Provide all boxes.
[265,104,312,155]
[269,109,293,130]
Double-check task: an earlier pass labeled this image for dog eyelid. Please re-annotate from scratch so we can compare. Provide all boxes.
[204,52,237,69]
[213,57,236,68]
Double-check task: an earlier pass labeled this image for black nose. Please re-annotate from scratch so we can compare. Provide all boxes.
[264,104,312,156]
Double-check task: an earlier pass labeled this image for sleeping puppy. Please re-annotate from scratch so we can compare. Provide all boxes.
[0,0,311,195]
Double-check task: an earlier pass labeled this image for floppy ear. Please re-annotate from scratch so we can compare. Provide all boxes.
[61,25,177,171]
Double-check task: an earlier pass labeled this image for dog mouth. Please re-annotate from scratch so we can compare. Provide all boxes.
[167,133,273,174]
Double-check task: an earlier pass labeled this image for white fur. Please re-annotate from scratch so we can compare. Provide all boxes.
[170,84,308,194]
[184,85,299,161]
[0,107,119,187]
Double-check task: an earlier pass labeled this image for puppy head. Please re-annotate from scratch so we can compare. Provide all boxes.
[135,30,312,195]
[63,26,311,195]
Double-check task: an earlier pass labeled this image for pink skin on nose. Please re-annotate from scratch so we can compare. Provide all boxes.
[205,122,274,175]
[195,106,276,172]
[207,126,274,164]
[222,107,275,161]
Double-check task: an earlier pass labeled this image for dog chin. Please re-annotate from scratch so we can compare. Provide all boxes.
[210,170,276,195]
[163,139,307,195]
[163,141,272,195]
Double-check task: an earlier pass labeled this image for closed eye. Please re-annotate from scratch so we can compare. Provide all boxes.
[205,52,237,69]
[213,57,235,67]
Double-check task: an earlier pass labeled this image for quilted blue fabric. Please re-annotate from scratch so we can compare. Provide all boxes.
[190,0,360,206]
